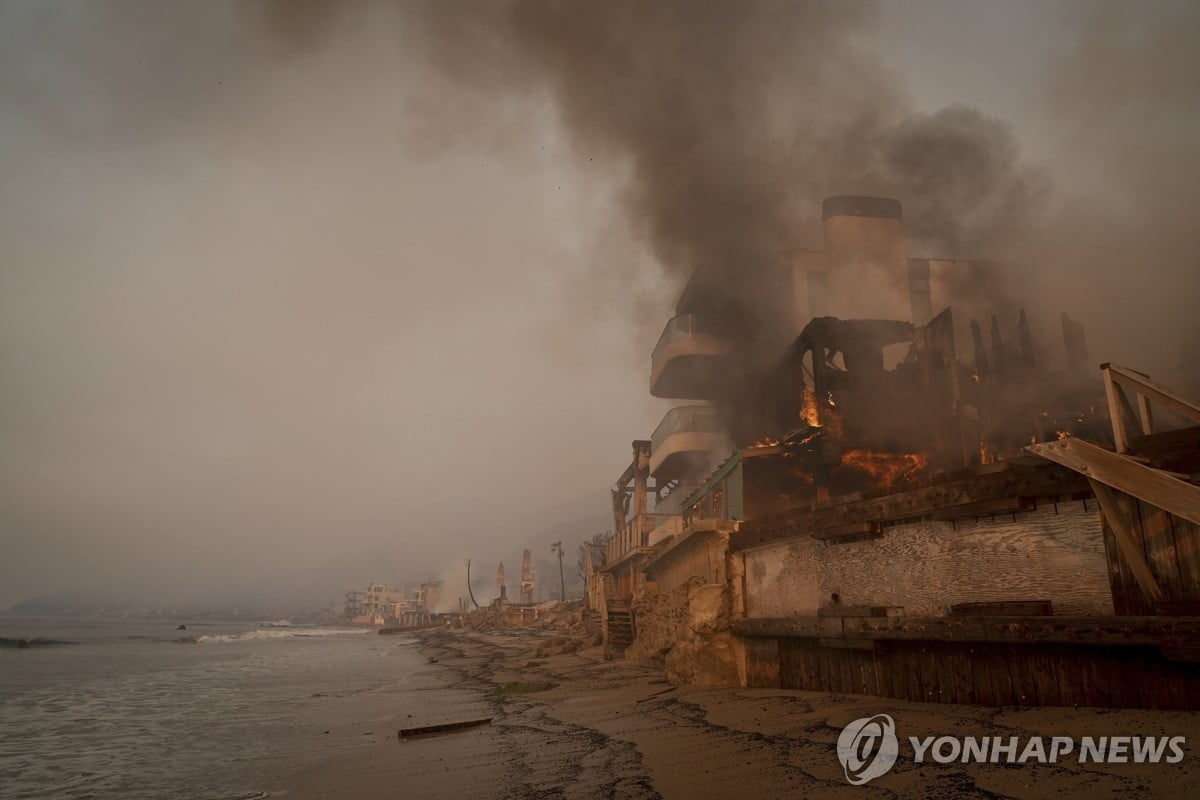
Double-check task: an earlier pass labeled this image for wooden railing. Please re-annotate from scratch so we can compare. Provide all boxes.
[1102,363,1200,453]
[604,513,678,564]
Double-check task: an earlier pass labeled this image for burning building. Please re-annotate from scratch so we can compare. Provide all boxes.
[586,195,1200,708]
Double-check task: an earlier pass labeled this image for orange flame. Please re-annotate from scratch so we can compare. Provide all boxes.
[800,388,821,427]
[838,449,929,491]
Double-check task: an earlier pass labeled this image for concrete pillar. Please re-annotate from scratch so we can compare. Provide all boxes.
[820,195,909,320]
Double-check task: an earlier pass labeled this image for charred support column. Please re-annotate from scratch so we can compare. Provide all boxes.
[821,196,908,320]
[970,319,991,377]
[1018,309,1036,370]
[990,315,1006,376]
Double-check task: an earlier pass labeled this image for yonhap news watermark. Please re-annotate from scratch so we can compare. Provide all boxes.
[836,713,1188,786]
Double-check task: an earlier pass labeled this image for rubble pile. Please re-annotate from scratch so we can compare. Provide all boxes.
[456,599,597,645]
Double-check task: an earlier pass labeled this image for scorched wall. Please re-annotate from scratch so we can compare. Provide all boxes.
[742,499,1113,617]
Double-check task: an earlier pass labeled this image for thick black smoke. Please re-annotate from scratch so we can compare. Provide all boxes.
[382,0,1056,447]
[401,2,1044,331]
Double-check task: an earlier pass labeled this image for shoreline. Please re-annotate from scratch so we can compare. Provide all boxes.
[273,626,1200,800]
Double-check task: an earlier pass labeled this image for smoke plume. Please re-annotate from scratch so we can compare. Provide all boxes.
[402,2,1045,334]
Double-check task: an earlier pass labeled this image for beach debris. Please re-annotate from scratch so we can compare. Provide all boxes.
[489,681,557,696]
[533,635,582,658]
[635,686,678,704]
[397,717,494,739]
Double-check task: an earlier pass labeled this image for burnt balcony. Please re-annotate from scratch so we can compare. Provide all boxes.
[650,405,730,481]
[604,512,680,566]
[650,314,730,399]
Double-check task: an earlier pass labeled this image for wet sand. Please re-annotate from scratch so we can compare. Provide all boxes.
[275,627,1200,800]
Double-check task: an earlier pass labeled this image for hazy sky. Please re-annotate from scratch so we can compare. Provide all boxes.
[1,1,1195,610]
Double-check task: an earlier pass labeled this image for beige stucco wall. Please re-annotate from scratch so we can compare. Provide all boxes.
[645,531,728,594]
[742,499,1113,618]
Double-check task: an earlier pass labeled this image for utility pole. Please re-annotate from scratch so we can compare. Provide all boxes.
[551,541,565,601]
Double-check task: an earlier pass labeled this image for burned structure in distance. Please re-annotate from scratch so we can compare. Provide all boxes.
[586,195,1200,708]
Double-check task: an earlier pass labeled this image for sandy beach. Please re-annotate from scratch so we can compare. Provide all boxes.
[274,625,1200,800]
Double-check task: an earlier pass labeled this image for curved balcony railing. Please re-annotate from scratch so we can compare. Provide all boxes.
[650,315,729,399]
[650,405,724,454]
[654,314,704,353]
[649,405,730,480]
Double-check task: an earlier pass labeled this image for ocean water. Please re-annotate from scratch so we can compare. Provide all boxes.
[0,617,436,799]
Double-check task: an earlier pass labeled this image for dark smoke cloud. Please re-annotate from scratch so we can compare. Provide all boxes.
[241,0,363,53]
[881,105,1050,258]
[393,0,1199,386]
[402,1,1044,292]
[382,0,1056,446]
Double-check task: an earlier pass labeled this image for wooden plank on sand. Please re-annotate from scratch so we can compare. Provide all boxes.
[398,717,494,739]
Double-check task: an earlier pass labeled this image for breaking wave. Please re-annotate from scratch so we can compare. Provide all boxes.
[195,627,369,644]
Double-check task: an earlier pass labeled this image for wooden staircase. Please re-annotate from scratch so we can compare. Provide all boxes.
[598,572,636,659]
[605,598,635,656]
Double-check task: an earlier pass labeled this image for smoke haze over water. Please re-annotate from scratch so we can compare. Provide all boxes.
[1,1,1197,610]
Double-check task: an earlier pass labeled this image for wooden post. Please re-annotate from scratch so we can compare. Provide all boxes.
[1102,365,1131,453]
[632,440,650,520]
[1105,363,1200,429]
[1137,391,1155,437]
[1090,480,1164,603]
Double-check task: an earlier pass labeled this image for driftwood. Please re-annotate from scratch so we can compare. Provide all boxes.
[397,717,493,739]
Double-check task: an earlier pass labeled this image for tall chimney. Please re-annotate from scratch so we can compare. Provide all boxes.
[820,195,909,320]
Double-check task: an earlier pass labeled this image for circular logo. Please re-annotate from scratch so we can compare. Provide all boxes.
[836,714,899,785]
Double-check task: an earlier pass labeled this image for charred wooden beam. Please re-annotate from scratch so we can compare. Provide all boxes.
[971,319,990,376]
[930,496,1035,521]
[730,461,1090,552]
[816,605,904,618]
[398,717,493,738]
[1028,437,1200,526]
[949,600,1053,616]
[1018,309,1035,370]
[990,314,1006,376]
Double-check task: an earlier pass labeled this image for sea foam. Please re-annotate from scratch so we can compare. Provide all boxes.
[194,627,369,644]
